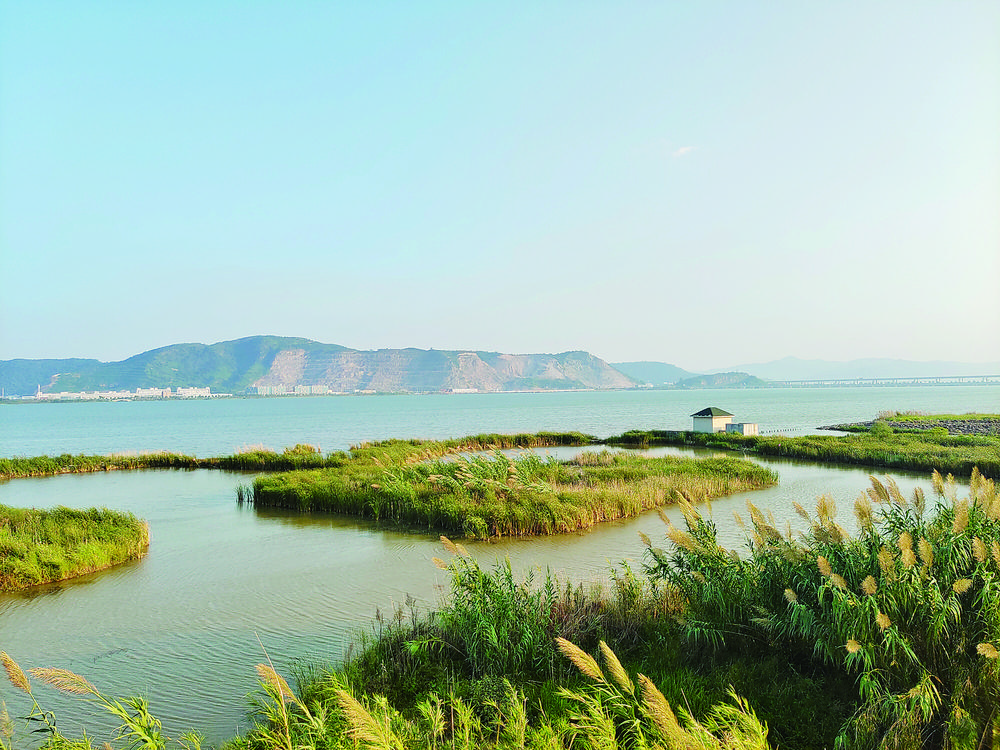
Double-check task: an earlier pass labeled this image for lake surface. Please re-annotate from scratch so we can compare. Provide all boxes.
[0,386,996,743]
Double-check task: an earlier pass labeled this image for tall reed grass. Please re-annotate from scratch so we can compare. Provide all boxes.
[645,467,1000,748]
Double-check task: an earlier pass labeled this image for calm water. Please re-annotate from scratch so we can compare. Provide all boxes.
[0,386,996,743]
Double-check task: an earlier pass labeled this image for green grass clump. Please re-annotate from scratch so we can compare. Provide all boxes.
[249,436,777,538]
[0,505,149,591]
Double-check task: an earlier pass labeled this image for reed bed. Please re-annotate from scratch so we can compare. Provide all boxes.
[607,422,1000,479]
[0,444,343,480]
[0,434,593,481]
[0,504,149,591]
[250,440,777,538]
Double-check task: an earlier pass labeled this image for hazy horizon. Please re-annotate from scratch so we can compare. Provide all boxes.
[2,3,998,372]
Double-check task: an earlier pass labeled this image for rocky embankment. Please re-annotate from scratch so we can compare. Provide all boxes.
[821,418,1000,435]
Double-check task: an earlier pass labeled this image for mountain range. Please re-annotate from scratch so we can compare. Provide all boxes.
[2,338,995,398]
[0,337,635,397]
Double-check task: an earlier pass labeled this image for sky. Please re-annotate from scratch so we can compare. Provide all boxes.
[1,2,998,372]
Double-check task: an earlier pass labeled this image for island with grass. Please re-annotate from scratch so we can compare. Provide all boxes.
[0,505,149,591]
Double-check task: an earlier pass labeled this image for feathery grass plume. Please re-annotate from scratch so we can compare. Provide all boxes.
[862,576,878,596]
[854,496,874,530]
[816,494,836,524]
[733,511,747,531]
[953,578,973,595]
[970,466,984,499]
[599,641,634,694]
[878,546,897,580]
[899,532,916,569]
[830,574,848,590]
[28,668,97,695]
[953,500,970,535]
[977,643,999,659]
[439,536,460,556]
[638,531,652,547]
[636,673,685,741]
[690,571,706,584]
[817,555,833,577]
[784,588,798,604]
[886,477,906,506]
[933,469,945,497]
[868,477,890,504]
[1,653,30,694]
[918,538,934,569]
[556,638,605,683]
[666,521,699,553]
[973,537,988,564]
[255,664,295,703]
[992,540,1000,569]
[846,639,862,654]
[334,689,398,750]
[454,542,470,557]
[793,501,811,521]
[876,612,891,631]
[432,557,448,570]
[1,702,12,741]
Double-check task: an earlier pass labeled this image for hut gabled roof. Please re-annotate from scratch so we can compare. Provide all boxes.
[690,407,734,417]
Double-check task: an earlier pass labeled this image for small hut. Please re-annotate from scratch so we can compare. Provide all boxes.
[691,407,734,433]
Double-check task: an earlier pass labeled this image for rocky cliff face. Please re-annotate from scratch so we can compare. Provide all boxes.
[252,347,636,392]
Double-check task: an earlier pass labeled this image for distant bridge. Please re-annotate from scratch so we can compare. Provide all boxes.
[767,375,1000,388]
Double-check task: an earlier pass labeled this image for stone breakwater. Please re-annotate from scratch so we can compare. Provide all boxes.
[821,418,1000,435]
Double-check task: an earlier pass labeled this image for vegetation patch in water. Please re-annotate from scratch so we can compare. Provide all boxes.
[0,444,342,480]
[248,434,777,538]
[607,415,1000,479]
[0,505,149,591]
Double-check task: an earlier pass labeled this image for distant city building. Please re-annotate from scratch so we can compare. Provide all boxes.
[294,384,330,395]
[136,387,172,398]
[175,387,211,398]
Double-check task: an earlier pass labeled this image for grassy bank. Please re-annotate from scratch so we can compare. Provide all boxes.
[0,504,149,591]
[249,434,777,538]
[607,418,1000,479]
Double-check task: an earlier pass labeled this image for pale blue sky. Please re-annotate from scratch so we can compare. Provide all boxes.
[2,2,998,371]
